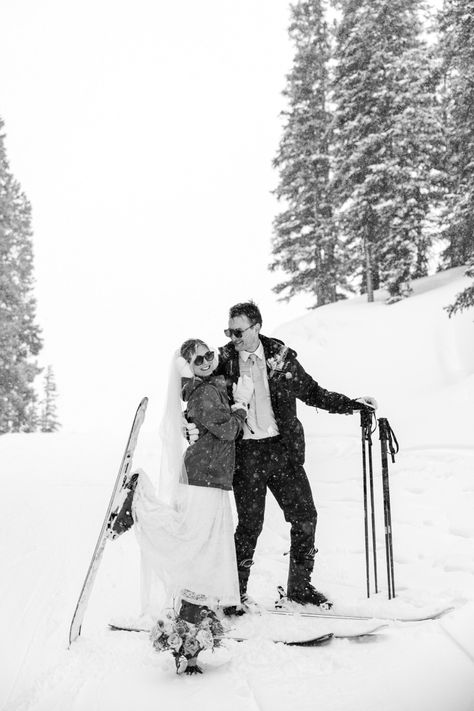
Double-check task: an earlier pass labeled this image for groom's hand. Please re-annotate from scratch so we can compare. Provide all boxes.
[182,415,199,444]
[355,396,378,410]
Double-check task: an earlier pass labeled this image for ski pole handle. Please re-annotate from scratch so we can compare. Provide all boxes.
[379,417,399,462]
[360,408,373,430]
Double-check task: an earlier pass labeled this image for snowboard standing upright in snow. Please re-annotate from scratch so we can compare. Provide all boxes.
[68,397,148,646]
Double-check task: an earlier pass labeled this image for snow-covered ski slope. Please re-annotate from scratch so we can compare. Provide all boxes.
[1,266,473,711]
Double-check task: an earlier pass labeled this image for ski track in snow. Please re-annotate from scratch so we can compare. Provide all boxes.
[2,269,474,711]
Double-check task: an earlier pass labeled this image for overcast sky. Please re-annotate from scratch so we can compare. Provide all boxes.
[1,0,322,432]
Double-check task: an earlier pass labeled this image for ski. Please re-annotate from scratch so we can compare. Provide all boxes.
[108,623,333,646]
[108,623,386,646]
[68,397,148,646]
[225,623,387,646]
[275,633,335,647]
[266,605,454,623]
[109,623,151,633]
[272,584,453,622]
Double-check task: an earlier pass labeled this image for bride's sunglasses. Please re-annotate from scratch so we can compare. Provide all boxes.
[192,350,215,367]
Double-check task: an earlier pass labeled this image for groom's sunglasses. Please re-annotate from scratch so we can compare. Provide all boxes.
[192,350,215,367]
[224,324,255,339]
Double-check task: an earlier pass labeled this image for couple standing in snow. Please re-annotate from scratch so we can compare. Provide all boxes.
[126,300,376,671]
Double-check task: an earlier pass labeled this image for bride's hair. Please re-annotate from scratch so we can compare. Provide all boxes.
[180,338,208,363]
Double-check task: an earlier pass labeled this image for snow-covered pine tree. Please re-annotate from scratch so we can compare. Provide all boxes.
[438,0,474,315]
[331,0,444,302]
[40,365,60,433]
[0,116,42,433]
[24,403,39,433]
[270,0,346,307]
[445,263,474,316]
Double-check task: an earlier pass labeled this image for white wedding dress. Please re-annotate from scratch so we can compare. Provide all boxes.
[131,351,240,616]
[132,469,240,615]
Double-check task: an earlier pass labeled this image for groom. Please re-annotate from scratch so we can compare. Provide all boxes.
[192,300,377,611]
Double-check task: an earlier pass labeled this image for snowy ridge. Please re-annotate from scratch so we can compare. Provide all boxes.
[1,267,474,711]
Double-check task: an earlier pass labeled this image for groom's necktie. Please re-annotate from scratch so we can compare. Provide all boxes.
[249,354,274,434]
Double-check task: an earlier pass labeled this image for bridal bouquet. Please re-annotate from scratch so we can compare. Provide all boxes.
[150,608,225,674]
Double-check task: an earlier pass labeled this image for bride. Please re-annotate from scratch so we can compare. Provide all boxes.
[115,338,253,673]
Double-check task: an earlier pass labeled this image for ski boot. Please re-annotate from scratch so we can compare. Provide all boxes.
[178,599,208,624]
[287,583,332,609]
[284,552,333,609]
[277,583,332,610]
[223,593,261,617]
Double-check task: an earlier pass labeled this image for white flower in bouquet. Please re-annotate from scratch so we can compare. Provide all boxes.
[196,629,214,650]
[183,636,200,656]
[167,632,183,652]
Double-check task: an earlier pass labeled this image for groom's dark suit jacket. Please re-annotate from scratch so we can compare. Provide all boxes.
[216,334,362,468]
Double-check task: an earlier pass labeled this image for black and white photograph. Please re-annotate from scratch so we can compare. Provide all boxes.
[1,1,473,709]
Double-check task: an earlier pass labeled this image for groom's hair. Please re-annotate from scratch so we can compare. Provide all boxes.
[180,338,209,363]
[229,300,262,327]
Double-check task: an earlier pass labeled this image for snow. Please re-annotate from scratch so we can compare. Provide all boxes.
[1,266,474,711]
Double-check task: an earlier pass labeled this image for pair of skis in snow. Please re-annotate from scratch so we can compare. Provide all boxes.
[230,588,452,646]
[108,600,454,648]
[108,619,389,647]
[226,593,452,646]
[68,399,452,649]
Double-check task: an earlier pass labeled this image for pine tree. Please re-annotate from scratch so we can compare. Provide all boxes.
[24,402,39,433]
[445,265,474,315]
[438,0,474,315]
[331,0,445,302]
[40,365,60,433]
[0,116,42,433]
[270,0,347,307]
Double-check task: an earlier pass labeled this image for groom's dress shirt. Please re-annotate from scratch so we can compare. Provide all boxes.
[239,341,279,440]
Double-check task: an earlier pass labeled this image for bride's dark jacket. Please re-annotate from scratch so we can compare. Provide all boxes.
[182,374,246,490]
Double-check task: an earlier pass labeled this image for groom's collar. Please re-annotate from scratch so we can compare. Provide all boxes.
[239,340,265,362]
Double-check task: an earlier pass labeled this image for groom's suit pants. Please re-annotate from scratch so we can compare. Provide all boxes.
[233,436,317,596]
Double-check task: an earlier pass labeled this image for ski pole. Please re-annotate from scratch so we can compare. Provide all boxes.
[367,413,378,595]
[386,419,399,598]
[360,409,378,597]
[378,417,399,599]
[361,409,370,597]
